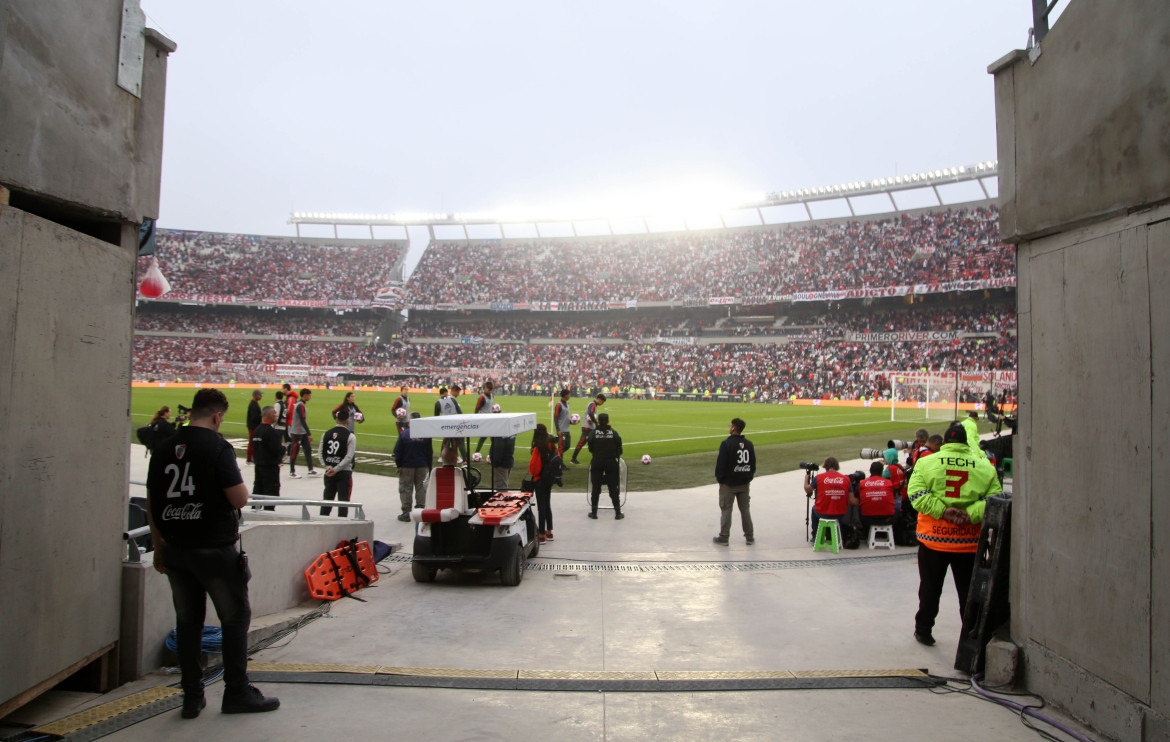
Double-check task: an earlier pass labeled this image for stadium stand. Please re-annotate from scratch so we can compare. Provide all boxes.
[134,208,1017,401]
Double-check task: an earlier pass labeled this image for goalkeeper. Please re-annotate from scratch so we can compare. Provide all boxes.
[907,422,1002,646]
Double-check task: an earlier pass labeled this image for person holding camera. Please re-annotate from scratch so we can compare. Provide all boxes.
[803,457,851,539]
[713,417,755,545]
[907,422,1002,646]
[146,388,279,718]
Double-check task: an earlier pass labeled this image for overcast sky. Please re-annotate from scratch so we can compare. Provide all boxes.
[141,1,1054,241]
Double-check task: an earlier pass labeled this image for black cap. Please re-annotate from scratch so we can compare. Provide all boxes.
[944,422,967,444]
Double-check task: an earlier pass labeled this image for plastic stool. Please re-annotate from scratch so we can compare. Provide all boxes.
[1002,458,1013,478]
[868,524,895,550]
[813,518,841,554]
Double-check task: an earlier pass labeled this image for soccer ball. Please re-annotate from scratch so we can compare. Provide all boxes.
[354,412,364,423]
[492,403,501,413]
[471,452,483,462]
[394,407,407,419]
[641,454,652,465]
[569,413,581,425]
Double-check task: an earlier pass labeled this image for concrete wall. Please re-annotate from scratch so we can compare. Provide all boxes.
[120,518,375,681]
[0,0,173,715]
[991,1,1169,739]
[0,1,174,223]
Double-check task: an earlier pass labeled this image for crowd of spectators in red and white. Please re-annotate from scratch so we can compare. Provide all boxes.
[138,230,404,301]
[405,207,1010,304]
[134,330,1015,402]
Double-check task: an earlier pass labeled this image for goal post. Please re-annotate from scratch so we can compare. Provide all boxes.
[885,371,959,424]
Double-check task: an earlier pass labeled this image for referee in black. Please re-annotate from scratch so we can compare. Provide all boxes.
[146,388,279,718]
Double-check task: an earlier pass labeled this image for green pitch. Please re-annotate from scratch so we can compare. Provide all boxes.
[131,388,975,491]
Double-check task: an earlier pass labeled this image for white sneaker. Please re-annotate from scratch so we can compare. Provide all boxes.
[289,472,302,479]
[307,470,321,477]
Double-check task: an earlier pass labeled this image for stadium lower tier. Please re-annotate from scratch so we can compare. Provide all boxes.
[133,335,1015,401]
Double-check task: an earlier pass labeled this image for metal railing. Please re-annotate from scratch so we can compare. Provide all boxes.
[124,485,368,563]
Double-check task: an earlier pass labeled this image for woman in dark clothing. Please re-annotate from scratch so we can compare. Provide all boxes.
[149,406,176,441]
[332,392,363,433]
[528,423,558,543]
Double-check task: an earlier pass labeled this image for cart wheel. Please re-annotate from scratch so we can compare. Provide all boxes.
[500,541,525,586]
[411,561,437,583]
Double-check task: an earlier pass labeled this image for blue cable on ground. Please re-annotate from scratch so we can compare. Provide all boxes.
[165,626,226,686]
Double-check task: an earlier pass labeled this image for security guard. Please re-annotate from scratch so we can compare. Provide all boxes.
[147,388,280,718]
[319,407,357,517]
[587,413,624,519]
[907,421,1002,646]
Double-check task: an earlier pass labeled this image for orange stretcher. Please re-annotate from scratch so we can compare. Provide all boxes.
[475,492,533,526]
[304,539,379,601]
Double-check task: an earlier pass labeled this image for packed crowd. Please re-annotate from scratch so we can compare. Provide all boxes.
[135,307,377,337]
[134,331,1015,402]
[141,230,404,301]
[782,305,1016,335]
[406,207,1010,303]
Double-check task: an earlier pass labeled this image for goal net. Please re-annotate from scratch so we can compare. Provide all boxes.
[886,372,959,423]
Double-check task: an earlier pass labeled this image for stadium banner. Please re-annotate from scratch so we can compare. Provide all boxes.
[373,282,405,309]
[490,302,515,311]
[846,330,962,342]
[530,301,560,312]
[158,292,241,304]
[654,336,697,346]
[791,277,1015,303]
[741,296,775,307]
[623,299,638,309]
[460,336,485,345]
[708,297,736,306]
[558,300,609,312]
[330,298,373,308]
[408,303,436,310]
[682,297,706,307]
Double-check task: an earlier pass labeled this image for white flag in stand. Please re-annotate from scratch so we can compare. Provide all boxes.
[139,256,172,298]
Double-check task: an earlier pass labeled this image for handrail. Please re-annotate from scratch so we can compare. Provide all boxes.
[123,496,368,563]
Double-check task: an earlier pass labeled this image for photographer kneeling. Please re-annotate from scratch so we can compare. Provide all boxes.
[853,461,895,530]
[803,457,850,540]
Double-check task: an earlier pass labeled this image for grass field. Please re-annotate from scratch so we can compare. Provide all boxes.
[131,387,972,491]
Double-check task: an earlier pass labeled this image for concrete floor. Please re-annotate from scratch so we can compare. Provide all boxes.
[68,445,1094,741]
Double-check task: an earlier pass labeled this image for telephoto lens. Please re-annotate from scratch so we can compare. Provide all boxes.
[799,461,819,471]
[860,448,884,459]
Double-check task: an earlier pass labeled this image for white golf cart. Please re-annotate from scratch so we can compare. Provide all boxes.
[405,412,539,586]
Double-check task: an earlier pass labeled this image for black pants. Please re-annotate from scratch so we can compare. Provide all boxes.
[163,543,251,697]
[253,464,281,511]
[559,431,571,456]
[590,459,621,512]
[572,428,593,459]
[535,480,554,533]
[289,433,314,473]
[321,470,353,517]
[916,545,976,635]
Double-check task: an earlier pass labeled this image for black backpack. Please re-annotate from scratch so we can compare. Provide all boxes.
[543,446,564,487]
[136,424,155,450]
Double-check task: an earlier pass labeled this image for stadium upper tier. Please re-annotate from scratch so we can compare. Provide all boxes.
[140,230,406,303]
[404,206,1010,306]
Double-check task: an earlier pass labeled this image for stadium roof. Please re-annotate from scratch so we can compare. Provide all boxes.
[288,161,998,239]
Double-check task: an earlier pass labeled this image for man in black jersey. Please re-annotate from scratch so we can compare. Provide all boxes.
[146,388,279,718]
[251,406,284,511]
[319,407,357,517]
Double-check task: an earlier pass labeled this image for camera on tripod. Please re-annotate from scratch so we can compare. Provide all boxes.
[799,461,820,472]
